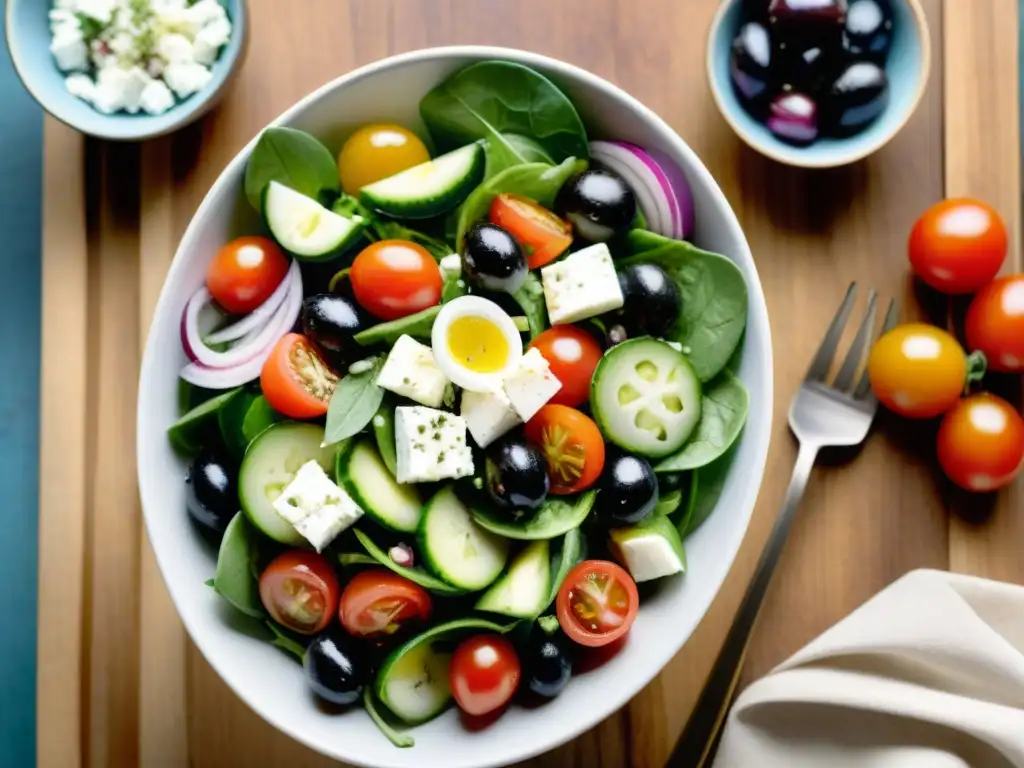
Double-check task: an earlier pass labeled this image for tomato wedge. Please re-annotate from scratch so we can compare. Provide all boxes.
[261,333,339,419]
[556,560,639,647]
[259,550,340,635]
[489,193,573,269]
[524,405,605,494]
[338,569,432,640]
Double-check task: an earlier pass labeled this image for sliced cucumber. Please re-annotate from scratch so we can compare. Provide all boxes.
[167,386,241,455]
[475,540,551,619]
[418,486,509,591]
[591,337,702,458]
[263,181,365,261]
[360,143,485,219]
[336,439,422,533]
[238,422,337,544]
[609,513,687,583]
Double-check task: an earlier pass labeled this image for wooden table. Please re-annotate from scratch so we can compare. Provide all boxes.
[37,1,1023,766]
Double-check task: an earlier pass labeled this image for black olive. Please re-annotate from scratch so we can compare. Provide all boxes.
[596,451,659,526]
[657,471,688,495]
[526,631,572,699]
[485,436,549,511]
[730,22,773,105]
[555,169,636,243]
[824,61,888,136]
[843,0,893,61]
[304,628,370,706]
[767,91,820,145]
[185,453,237,535]
[462,223,527,294]
[301,293,371,364]
[616,264,681,337]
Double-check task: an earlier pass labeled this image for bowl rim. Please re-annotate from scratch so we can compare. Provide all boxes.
[137,44,775,767]
[705,0,932,169]
[5,0,250,142]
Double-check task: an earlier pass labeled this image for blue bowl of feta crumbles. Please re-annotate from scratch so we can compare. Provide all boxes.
[6,0,247,141]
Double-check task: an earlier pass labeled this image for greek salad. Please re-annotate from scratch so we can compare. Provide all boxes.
[168,60,751,747]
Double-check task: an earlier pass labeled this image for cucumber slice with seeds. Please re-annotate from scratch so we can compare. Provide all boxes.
[336,439,422,533]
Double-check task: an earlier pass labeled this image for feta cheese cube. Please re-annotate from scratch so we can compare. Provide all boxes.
[65,73,97,104]
[92,65,131,114]
[186,0,230,27]
[163,61,212,98]
[461,388,521,448]
[395,406,474,484]
[156,33,196,65]
[503,348,562,421]
[156,6,199,38]
[540,243,624,325]
[615,535,686,582]
[272,460,364,551]
[140,80,175,115]
[193,18,231,65]
[50,29,88,72]
[439,253,462,280]
[377,335,450,408]
[120,66,152,114]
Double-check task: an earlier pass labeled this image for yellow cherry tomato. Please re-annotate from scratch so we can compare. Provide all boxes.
[867,323,966,419]
[337,124,430,195]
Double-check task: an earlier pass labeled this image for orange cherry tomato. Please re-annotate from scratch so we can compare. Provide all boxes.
[867,324,966,419]
[908,198,1007,294]
[260,333,339,419]
[337,569,432,640]
[965,274,1024,373]
[349,240,442,321]
[206,236,290,314]
[337,124,430,195]
[523,405,605,494]
[449,634,521,716]
[528,326,604,408]
[259,550,340,635]
[937,393,1024,492]
[489,193,573,269]
[556,560,639,648]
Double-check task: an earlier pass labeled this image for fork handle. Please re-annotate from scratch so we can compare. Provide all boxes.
[669,443,820,768]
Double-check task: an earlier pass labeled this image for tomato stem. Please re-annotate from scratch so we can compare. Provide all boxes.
[965,350,988,391]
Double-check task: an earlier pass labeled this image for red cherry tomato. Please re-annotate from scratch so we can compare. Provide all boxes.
[489,193,573,269]
[908,199,1007,294]
[259,550,340,635]
[206,236,290,314]
[556,560,639,648]
[528,326,604,407]
[349,240,442,320]
[937,393,1024,492]
[260,333,339,419]
[524,405,605,494]
[338,569,432,640]
[965,274,1024,373]
[449,634,521,716]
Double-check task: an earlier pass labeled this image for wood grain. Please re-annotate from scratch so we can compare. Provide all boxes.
[36,0,1022,766]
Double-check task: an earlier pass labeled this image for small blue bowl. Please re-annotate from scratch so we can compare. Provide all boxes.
[707,0,930,168]
[6,0,248,141]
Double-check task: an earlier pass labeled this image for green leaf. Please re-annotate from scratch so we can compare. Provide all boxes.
[543,528,585,612]
[655,370,749,472]
[213,513,264,618]
[244,127,340,211]
[338,552,378,567]
[350,529,468,595]
[218,388,258,458]
[512,273,548,339]
[680,442,739,539]
[323,358,385,446]
[167,387,241,455]
[204,578,215,587]
[365,687,414,748]
[371,398,399,477]
[371,220,454,261]
[442,273,467,303]
[264,621,307,664]
[354,305,441,347]
[621,230,749,383]
[654,488,685,518]
[465,489,598,540]
[241,395,282,444]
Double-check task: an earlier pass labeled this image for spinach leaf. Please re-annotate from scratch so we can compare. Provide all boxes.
[244,127,340,211]
[372,397,399,477]
[241,395,282,444]
[354,305,441,347]
[512,272,548,339]
[323,357,385,446]
[167,386,241,456]
[339,552,378,567]
[350,529,468,596]
[655,370,749,472]
[371,219,454,261]
[419,60,589,177]
[265,621,307,664]
[455,158,585,250]
[218,388,258,458]
[213,513,264,618]
[486,133,554,177]
[466,489,598,540]
[543,528,585,612]
[621,230,748,382]
[442,274,467,303]
[680,441,739,538]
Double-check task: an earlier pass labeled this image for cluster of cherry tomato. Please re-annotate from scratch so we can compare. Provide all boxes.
[867,198,1024,493]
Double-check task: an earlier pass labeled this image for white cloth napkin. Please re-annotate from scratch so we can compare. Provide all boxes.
[713,569,1024,768]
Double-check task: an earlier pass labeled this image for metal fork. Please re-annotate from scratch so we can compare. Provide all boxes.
[669,282,899,768]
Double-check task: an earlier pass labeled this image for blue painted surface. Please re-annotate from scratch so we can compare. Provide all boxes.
[0,1,41,764]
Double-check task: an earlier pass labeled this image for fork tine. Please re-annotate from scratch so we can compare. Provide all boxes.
[804,282,858,383]
[832,289,877,392]
[854,297,899,400]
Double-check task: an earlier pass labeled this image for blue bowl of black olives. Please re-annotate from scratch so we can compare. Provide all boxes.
[707,0,930,167]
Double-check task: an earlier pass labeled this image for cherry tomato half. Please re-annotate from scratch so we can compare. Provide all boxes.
[867,323,967,419]
[206,236,290,314]
[556,560,639,648]
[338,569,432,640]
[337,124,430,196]
[528,326,604,408]
[937,393,1024,492]
[449,634,521,716]
[261,333,339,419]
[349,240,442,321]
[259,550,340,635]
[965,274,1024,373]
[908,198,1007,294]
[524,405,606,494]
[489,193,573,269]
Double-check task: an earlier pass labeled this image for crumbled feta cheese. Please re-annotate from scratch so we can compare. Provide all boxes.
[120,66,152,113]
[186,0,229,27]
[395,406,474,484]
[540,243,624,325]
[139,79,174,115]
[461,387,521,448]
[156,32,194,64]
[502,348,562,421]
[163,60,212,98]
[193,17,231,64]
[272,460,364,552]
[439,254,462,280]
[65,73,96,103]
[77,0,116,24]
[377,335,450,408]
[51,28,88,72]
[93,65,130,113]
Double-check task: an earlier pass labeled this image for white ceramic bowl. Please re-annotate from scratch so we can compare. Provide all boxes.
[137,46,774,768]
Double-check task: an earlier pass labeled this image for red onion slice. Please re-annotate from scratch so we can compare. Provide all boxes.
[645,147,695,240]
[589,141,670,236]
[204,260,298,345]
